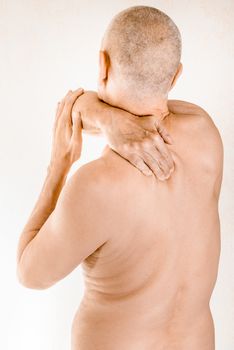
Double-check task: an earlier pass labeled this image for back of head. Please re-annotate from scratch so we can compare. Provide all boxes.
[102,6,182,101]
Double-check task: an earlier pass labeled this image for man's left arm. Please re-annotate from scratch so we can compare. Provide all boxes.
[16,161,111,289]
[16,88,109,289]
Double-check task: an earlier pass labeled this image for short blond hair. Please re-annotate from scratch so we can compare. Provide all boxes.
[102,6,182,99]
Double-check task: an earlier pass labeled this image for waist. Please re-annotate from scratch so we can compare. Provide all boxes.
[72,297,214,350]
[80,289,212,326]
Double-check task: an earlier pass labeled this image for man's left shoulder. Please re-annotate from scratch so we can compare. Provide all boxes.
[70,155,121,199]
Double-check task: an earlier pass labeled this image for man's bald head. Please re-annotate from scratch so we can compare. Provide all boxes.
[101,6,182,100]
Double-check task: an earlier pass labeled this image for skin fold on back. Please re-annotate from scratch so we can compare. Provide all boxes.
[71,100,223,350]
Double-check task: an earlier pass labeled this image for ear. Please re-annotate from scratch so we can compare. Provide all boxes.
[170,62,183,90]
[98,50,110,85]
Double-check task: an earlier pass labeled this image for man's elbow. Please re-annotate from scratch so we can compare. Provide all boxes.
[16,265,52,290]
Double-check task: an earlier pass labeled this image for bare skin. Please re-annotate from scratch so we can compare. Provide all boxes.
[16,91,223,349]
[74,90,175,179]
[16,9,223,348]
[70,100,223,350]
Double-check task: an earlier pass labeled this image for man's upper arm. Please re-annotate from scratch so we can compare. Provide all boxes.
[18,162,112,289]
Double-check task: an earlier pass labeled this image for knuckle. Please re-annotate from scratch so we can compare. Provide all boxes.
[121,144,128,152]
[130,141,140,150]
[142,139,151,148]
[158,155,165,164]
[122,142,132,152]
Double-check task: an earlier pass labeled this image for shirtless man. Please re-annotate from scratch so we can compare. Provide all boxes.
[16,6,223,350]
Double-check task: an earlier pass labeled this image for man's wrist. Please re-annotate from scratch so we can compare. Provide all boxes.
[74,95,103,133]
[94,104,112,132]
[47,159,71,177]
[81,101,113,135]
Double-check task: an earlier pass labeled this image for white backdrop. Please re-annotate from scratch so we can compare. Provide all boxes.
[1,1,234,349]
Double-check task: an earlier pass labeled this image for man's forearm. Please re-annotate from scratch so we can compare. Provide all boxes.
[81,111,107,134]
[72,91,113,135]
[16,162,70,267]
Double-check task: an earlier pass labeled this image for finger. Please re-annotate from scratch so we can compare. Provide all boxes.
[71,111,83,141]
[154,121,174,144]
[58,88,83,128]
[127,154,153,176]
[53,90,74,131]
[65,88,84,106]
[56,90,72,116]
[151,133,174,172]
[56,100,65,116]
[60,90,73,104]
[71,110,82,128]
[53,101,64,133]
[141,150,168,180]
[54,102,61,124]
[65,89,73,97]
[60,88,83,110]
[63,88,84,119]
[142,134,174,174]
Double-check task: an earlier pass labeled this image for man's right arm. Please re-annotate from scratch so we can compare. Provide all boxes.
[72,91,175,180]
[72,92,107,134]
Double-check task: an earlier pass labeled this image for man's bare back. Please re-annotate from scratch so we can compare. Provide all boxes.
[71,100,223,350]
